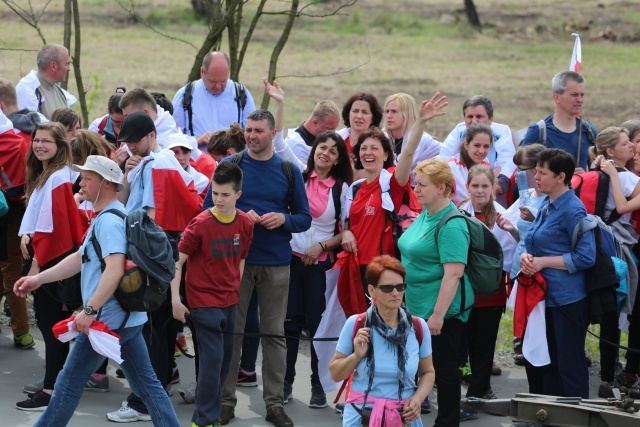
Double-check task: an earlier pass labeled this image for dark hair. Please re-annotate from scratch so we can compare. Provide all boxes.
[247,109,275,130]
[513,143,546,170]
[207,123,246,157]
[119,88,157,113]
[108,89,126,115]
[51,108,82,133]
[353,127,395,171]
[341,92,383,128]
[151,92,173,115]
[213,162,243,192]
[365,255,406,286]
[302,131,354,185]
[538,148,575,185]
[26,122,72,200]
[460,122,493,168]
[462,95,493,118]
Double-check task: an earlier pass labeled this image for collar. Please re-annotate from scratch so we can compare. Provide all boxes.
[548,188,574,210]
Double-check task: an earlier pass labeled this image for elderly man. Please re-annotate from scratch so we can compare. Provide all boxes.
[15,44,76,119]
[172,51,256,148]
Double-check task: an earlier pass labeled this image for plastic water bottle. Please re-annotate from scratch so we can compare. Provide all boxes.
[515,170,530,206]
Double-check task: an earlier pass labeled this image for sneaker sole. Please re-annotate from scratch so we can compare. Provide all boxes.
[15,342,36,350]
[85,387,109,393]
[308,402,328,408]
[106,414,152,423]
[22,387,43,394]
[16,405,47,412]
[237,381,258,387]
[178,391,195,404]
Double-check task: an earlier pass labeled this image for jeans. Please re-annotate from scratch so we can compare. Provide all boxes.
[34,325,179,427]
[431,317,464,427]
[240,288,260,373]
[222,264,290,409]
[191,306,236,426]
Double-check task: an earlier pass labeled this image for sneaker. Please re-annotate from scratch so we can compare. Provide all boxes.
[482,389,497,400]
[14,333,35,349]
[16,390,51,411]
[283,381,293,404]
[335,403,344,415]
[116,368,125,378]
[491,361,502,376]
[420,396,431,413]
[85,374,109,392]
[459,362,472,385]
[23,377,44,394]
[237,368,257,387]
[614,370,639,394]
[309,384,327,408]
[106,403,152,422]
[598,381,616,398]
[266,406,294,427]
[171,366,180,384]
[460,408,479,422]
[513,353,526,366]
[219,405,235,425]
[178,383,197,404]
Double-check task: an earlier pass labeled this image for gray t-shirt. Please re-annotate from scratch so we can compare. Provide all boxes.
[36,73,68,119]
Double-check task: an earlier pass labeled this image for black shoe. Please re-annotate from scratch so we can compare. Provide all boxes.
[309,384,327,408]
[266,407,293,427]
[115,368,125,378]
[283,381,292,404]
[219,405,235,425]
[16,390,51,411]
[335,403,344,414]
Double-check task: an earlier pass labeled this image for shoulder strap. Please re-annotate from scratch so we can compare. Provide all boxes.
[182,81,194,135]
[581,118,596,146]
[332,181,343,235]
[537,119,547,146]
[230,152,244,165]
[572,216,598,251]
[411,316,423,345]
[35,88,43,113]
[435,208,465,245]
[234,82,247,125]
[139,158,154,190]
[90,209,127,270]
[281,158,294,209]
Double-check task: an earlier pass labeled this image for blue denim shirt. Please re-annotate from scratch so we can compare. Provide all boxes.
[524,189,596,307]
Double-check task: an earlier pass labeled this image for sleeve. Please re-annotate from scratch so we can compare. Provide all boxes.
[335,315,357,355]
[95,214,127,258]
[240,87,257,128]
[494,130,516,178]
[171,86,186,133]
[407,132,440,171]
[521,124,541,146]
[178,216,202,257]
[141,165,155,209]
[418,318,432,358]
[563,206,596,273]
[16,81,38,112]
[438,126,461,160]
[438,219,469,264]
[88,116,102,133]
[274,130,306,171]
[282,163,312,233]
[202,182,213,210]
[241,217,254,259]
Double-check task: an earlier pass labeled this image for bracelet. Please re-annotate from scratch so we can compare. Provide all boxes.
[318,241,327,251]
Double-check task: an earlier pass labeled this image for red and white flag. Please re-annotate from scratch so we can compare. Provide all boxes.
[53,316,124,364]
[569,32,582,73]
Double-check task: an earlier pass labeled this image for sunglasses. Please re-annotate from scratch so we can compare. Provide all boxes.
[376,283,407,293]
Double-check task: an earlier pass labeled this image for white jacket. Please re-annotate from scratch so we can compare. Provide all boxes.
[16,70,76,115]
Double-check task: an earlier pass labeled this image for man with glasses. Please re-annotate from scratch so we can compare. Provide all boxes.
[15,44,76,119]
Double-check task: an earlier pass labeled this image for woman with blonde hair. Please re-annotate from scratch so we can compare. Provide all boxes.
[399,157,474,426]
[16,122,84,410]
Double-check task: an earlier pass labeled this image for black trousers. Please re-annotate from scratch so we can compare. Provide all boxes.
[431,317,464,427]
[465,305,504,397]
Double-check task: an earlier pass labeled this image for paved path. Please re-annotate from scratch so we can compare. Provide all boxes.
[1,325,602,426]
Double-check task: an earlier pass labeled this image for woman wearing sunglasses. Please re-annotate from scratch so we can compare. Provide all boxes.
[329,255,434,427]
[398,158,474,426]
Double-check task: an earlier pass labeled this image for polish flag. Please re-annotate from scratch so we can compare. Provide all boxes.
[0,114,30,200]
[19,167,84,267]
[570,32,582,73]
[53,316,124,364]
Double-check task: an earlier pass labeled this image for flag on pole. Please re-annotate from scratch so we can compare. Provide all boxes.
[570,32,582,73]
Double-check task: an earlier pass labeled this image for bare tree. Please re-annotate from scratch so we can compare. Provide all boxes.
[1,0,50,44]
[62,0,72,89]
[70,0,88,126]
[464,0,482,32]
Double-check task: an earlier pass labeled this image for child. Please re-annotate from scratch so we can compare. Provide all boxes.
[171,162,254,427]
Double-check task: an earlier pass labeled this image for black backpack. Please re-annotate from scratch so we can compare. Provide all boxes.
[89,209,178,317]
[182,80,247,135]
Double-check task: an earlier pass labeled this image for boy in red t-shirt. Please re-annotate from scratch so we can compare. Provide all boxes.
[170,162,254,427]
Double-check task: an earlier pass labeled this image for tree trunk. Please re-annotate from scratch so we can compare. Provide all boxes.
[227,1,242,79]
[61,0,72,90]
[234,0,267,82]
[261,0,299,109]
[464,0,482,32]
[71,0,88,126]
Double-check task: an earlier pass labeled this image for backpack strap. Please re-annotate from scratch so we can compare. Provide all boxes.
[35,88,44,114]
[536,119,547,146]
[230,151,244,165]
[89,209,127,271]
[234,82,247,126]
[411,316,423,345]
[333,312,368,404]
[182,81,195,136]
[281,158,294,211]
[572,215,598,251]
[332,180,343,235]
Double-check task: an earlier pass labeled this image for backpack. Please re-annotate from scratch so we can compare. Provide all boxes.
[230,151,295,209]
[571,214,622,324]
[571,168,625,224]
[182,80,247,136]
[89,209,178,316]
[435,208,504,296]
[516,117,596,155]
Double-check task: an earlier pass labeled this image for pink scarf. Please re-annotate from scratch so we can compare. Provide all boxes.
[346,390,404,427]
[306,171,336,219]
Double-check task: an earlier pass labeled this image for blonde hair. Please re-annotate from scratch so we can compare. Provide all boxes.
[413,158,455,198]
[589,126,628,159]
[383,93,417,138]
[459,164,497,228]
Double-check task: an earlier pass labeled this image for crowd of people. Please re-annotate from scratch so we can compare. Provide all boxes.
[1,42,640,427]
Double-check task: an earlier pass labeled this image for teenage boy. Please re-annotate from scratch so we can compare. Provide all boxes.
[171,162,254,427]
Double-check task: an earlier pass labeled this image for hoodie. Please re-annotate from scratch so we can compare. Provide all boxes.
[7,108,44,134]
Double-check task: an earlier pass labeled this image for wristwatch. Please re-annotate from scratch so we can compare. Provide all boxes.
[84,305,98,316]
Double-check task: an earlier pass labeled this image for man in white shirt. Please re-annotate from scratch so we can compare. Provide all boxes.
[284,100,341,164]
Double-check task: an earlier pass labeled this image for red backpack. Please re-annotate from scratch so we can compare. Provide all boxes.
[571,169,624,224]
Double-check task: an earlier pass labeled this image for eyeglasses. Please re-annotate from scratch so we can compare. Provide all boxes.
[517,166,535,172]
[376,283,407,293]
[33,139,55,145]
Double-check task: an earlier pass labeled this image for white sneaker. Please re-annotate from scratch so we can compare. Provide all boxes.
[106,402,152,422]
[178,383,197,404]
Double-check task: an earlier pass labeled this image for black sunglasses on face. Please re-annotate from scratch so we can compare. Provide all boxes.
[376,283,407,293]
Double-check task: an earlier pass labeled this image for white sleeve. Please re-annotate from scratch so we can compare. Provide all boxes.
[438,126,462,160]
[16,83,38,112]
[494,126,516,178]
[273,130,306,171]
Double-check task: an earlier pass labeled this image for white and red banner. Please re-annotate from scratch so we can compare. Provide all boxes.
[53,316,124,364]
[569,32,582,73]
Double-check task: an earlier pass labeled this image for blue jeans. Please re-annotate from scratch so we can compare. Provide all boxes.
[191,305,236,426]
[284,255,331,386]
[34,325,179,427]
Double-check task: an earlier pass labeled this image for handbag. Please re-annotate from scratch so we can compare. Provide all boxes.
[351,403,409,427]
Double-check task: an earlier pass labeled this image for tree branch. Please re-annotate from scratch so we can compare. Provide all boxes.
[2,0,52,44]
[275,37,370,79]
[235,0,267,79]
[71,0,88,126]
[113,0,199,51]
[260,0,357,18]
[0,47,39,52]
